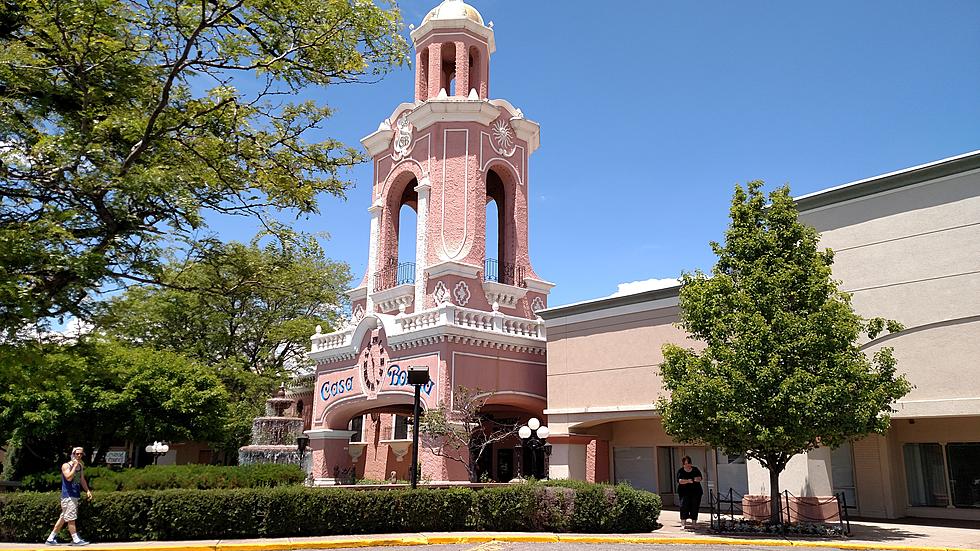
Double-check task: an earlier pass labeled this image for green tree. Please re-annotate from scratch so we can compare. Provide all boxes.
[0,339,228,477]
[658,182,911,523]
[0,0,407,337]
[420,386,518,482]
[94,238,349,455]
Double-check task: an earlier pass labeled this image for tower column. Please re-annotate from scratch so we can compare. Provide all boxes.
[366,202,383,313]
[454,41,469,97]
[427,42,443,98]
[415,50,427,102]
[414,176,431,308]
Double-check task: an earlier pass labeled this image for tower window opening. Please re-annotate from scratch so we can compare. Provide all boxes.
[376,179,419,291]
[484,169,523,286]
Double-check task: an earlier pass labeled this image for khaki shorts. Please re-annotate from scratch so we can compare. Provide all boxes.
[59,497,79,521]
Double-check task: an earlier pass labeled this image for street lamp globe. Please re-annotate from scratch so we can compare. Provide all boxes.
[537,425,550,439]
[527,417,540,430]
[518,425,532,439]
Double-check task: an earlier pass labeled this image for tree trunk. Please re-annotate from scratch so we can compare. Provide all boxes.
[769,467,782,524]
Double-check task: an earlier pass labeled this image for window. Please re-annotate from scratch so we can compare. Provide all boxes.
[903,443,948,507]
[615,447,656,492]
[947,443,980,508]
[393,414,410,440]
[349,415,364,443]
[831,442,858,508]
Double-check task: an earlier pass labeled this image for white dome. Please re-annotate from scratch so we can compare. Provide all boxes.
[422,0,484,26]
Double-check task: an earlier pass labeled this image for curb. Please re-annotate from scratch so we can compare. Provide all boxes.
[1,534,977,551]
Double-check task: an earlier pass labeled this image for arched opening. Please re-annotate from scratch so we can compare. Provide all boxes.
[440,42,456,95]
[418,49,429,100]
[484,169,514,284]
[469,46,482,98]
[377,178,418,291]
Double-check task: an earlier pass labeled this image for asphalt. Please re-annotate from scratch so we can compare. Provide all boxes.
[2,510,976,551]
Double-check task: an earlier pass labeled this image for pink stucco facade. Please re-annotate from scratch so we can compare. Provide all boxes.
[306,1,553,484]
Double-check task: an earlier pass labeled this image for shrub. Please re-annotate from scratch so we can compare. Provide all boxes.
[0,480,660,543]
[20,464,305,492]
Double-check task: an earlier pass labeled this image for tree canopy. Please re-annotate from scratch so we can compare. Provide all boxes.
[0,0,408,336]
[0,338,228,477]
[94,238,349,455]
[658,182,911,521]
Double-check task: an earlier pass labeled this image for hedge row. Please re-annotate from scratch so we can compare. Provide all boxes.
[20,464,306,492]
[0,482,660,542]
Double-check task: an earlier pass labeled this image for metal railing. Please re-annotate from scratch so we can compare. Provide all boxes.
[374,258,416,291]
[707,487,851,535]
[484,258,526,287]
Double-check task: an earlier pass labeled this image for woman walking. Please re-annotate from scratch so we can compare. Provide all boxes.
[676,455,703,528]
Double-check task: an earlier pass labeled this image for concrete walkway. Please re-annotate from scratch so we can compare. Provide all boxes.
[1,510,976,551]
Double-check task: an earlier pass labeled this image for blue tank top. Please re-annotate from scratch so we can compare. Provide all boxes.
[61,465,81,498]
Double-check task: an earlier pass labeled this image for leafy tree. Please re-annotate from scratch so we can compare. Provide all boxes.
[0,339,228,478]
[658,182,912,523]
[0,0,408,337]
[94,238,349,455]
[420,386,519,482]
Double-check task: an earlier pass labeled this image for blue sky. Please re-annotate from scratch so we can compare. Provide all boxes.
[205,0,980,308]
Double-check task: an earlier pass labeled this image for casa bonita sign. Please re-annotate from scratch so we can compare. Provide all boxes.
[320,363,434,402]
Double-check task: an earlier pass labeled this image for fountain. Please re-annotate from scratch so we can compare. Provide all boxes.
[238,385,311,476]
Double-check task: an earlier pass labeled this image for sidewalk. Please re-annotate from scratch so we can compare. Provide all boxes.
[1,510,976,551]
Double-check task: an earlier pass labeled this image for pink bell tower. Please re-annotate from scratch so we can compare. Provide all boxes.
[307,0,553,485]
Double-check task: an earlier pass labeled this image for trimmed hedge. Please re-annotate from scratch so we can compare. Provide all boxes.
[20,464,306,492]
[0,481,660,542]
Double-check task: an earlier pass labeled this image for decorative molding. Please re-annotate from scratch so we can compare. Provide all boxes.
[390,113,414,161]
[433,281,451,305]
[453,281,471,306]
[348,443,367,461]
[426,260,481,279]
[410,19,496,54]
[530,296,545,313]
[490,118,517,157]
[304,428,357,440]
[381,440,412,461]
[346,286,367,302]
[370,283,414,314]
[523,277,556,294]
[483,280,528,309]
[350,304,365,326]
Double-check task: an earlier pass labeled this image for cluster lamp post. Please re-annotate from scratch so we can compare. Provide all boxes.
[144,441,169,465]
[518,418,550,479]
[407,366,430,489]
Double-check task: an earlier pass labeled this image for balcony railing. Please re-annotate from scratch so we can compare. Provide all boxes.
[374,259,416,292]
[484,259,526,287]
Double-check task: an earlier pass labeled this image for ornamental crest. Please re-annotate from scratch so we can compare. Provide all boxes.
[530,296,545,313]
[359,332,389,400]
[391,113,414,161]
[433,281,450,304]
[490,118,517,157]
[453,281,471,307]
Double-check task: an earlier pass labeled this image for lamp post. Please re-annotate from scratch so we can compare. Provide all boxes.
[518,418,549,479]
[144,441,169,465]
[296,434,310,483]
[407,366,430,489]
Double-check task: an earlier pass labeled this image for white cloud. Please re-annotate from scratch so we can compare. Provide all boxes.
[609,277,680,298]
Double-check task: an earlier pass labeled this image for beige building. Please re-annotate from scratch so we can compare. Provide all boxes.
[540,150,980,520]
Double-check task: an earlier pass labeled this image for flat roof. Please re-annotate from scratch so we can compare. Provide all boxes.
[794,149,980,212]
[537,285,680,320]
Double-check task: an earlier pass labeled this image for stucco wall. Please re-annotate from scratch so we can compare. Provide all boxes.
[545,302,699,412]
[798,170,980,415]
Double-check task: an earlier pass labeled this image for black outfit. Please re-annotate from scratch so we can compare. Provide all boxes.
[676,466,704,521]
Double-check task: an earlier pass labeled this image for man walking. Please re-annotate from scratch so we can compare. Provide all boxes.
[45,447,92,546]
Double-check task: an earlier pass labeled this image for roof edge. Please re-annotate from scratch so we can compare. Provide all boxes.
[794,150,980,212]
[538,285,681,320]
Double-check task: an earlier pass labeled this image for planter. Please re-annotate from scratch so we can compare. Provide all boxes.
[787,496,840,523]
[741,495,771,521]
